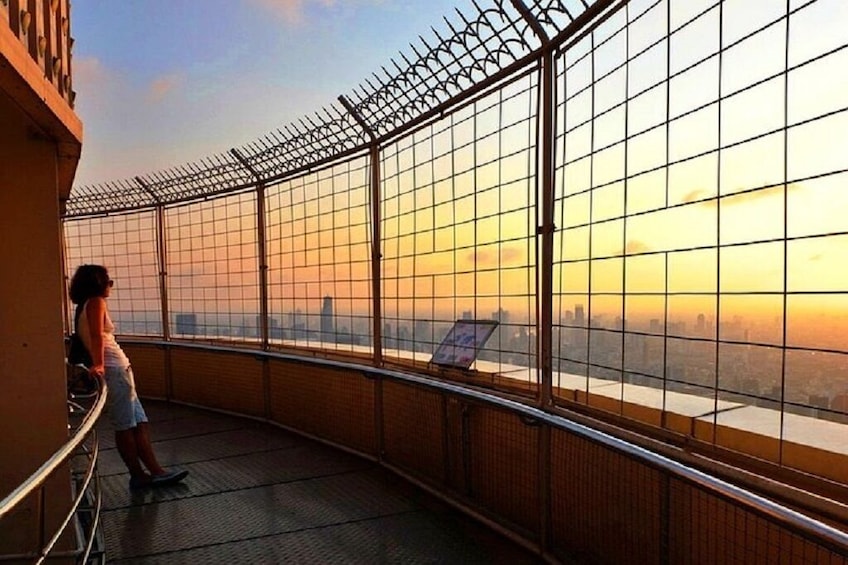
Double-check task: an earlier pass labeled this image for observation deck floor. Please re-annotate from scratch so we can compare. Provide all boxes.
[97,400,541,563]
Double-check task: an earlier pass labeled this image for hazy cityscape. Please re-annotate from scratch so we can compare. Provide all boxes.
[112,294,848,425]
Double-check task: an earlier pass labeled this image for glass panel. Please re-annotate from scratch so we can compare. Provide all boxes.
[593,181,625,222]
[669,104,719,163]
[628,40,668,97]
[669,7,720,73]
[788,0,848,68]
[667,295,716,338]
[554,261,589,294]
[720,242,784,293]
[668,248,717,293]
[785,349,848,432]
[669,57,719,119]
[719,294,783,346]
[562,192,590,228]
[625,295,666,335]
[787,111,848,182]
[628,84,667,137]
[590,294,624,330]
[625,253,665,293]
[720,78,785,147]
[787,235,848,292]
[786,294,848,352]
[718,186,784,245]
[718,343,783,401]
[722,0,786,48]
[624,333,665,379]
[720,132,785,194]
[592,143,626,186]
[561,226,591,261]
[667,337,716,389]
[668,152,718,206]
[721,23,786,96]
[787,173,848,239]
[626,168,666,215]
[627,126,667,177]
[590,328,623,377]
[591,219,624,258]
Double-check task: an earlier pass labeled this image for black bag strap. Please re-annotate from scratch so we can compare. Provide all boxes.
[74,301,86,333]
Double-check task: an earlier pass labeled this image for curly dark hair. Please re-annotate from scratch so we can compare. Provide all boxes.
[69,264,111,304]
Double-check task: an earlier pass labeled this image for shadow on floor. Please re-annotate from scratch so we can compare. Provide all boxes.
[97,400,544,564]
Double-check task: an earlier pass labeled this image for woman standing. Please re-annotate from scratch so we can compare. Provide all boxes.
[69,264,187,489]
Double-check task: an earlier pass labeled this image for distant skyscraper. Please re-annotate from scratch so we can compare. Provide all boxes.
[696,313,706,334]
[461,310,473,320]
[321,296,335,341]
[175,313,197,335]
[492,308,509,325]
[575,304,585,326]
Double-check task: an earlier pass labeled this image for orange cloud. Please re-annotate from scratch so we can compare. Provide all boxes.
[695,183,803,208]
[250,0,336,25]
[622,240,651,255]
[466,246,527,267]
[148,74,182,103]
[682,189,706,203]
[73,56,107,85]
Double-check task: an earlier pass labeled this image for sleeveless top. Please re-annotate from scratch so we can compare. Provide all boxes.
[78,300,131,368]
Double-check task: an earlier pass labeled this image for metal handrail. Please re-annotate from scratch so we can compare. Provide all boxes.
[127,338,848,555]
[0,372,108,561]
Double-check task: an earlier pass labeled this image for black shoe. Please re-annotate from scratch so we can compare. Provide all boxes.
[151,469,189,487]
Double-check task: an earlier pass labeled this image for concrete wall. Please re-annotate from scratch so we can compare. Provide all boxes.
[0,87,74,554]
[0,0,82,546]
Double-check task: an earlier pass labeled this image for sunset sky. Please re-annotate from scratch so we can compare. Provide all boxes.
[64,0,848,354]
[71,0,467,186]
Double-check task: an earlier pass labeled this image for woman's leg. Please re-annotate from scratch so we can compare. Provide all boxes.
[134,422,166,476]
[114,428,148,479]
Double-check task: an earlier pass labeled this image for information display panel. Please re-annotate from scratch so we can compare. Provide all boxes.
[430,319,499,369]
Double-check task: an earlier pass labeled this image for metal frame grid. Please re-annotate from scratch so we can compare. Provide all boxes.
[63,211,161,335]
[60,0,848,471]
[63,1,601,218]
[380,71,539,383]
[164,192,259,342]
[265,157,374,353]
[552,0,848,450]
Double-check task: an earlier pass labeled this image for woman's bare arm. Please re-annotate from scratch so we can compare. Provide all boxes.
[85,297,107,377]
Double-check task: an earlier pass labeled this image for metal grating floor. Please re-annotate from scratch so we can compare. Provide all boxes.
[97,400,542,564]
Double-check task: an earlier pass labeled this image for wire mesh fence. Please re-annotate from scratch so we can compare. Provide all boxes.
[63,0,848,482]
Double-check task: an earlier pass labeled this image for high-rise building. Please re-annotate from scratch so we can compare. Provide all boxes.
[575,304,585,326]
[176,313,198,335]
[321,296,335,341]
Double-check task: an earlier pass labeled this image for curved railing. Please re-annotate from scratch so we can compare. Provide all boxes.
[121,339,848,562]
[0,374,107,564]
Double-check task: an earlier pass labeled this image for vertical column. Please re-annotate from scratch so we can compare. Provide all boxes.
[339,95,382,365]
[509,1,553,556]
[135,178,168,340]
[509,0,554,407]
[230,149,269,350]
[156,205,169,340]
[538,48,556,410]
[369,143,383,365]
[256,182,269,350]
